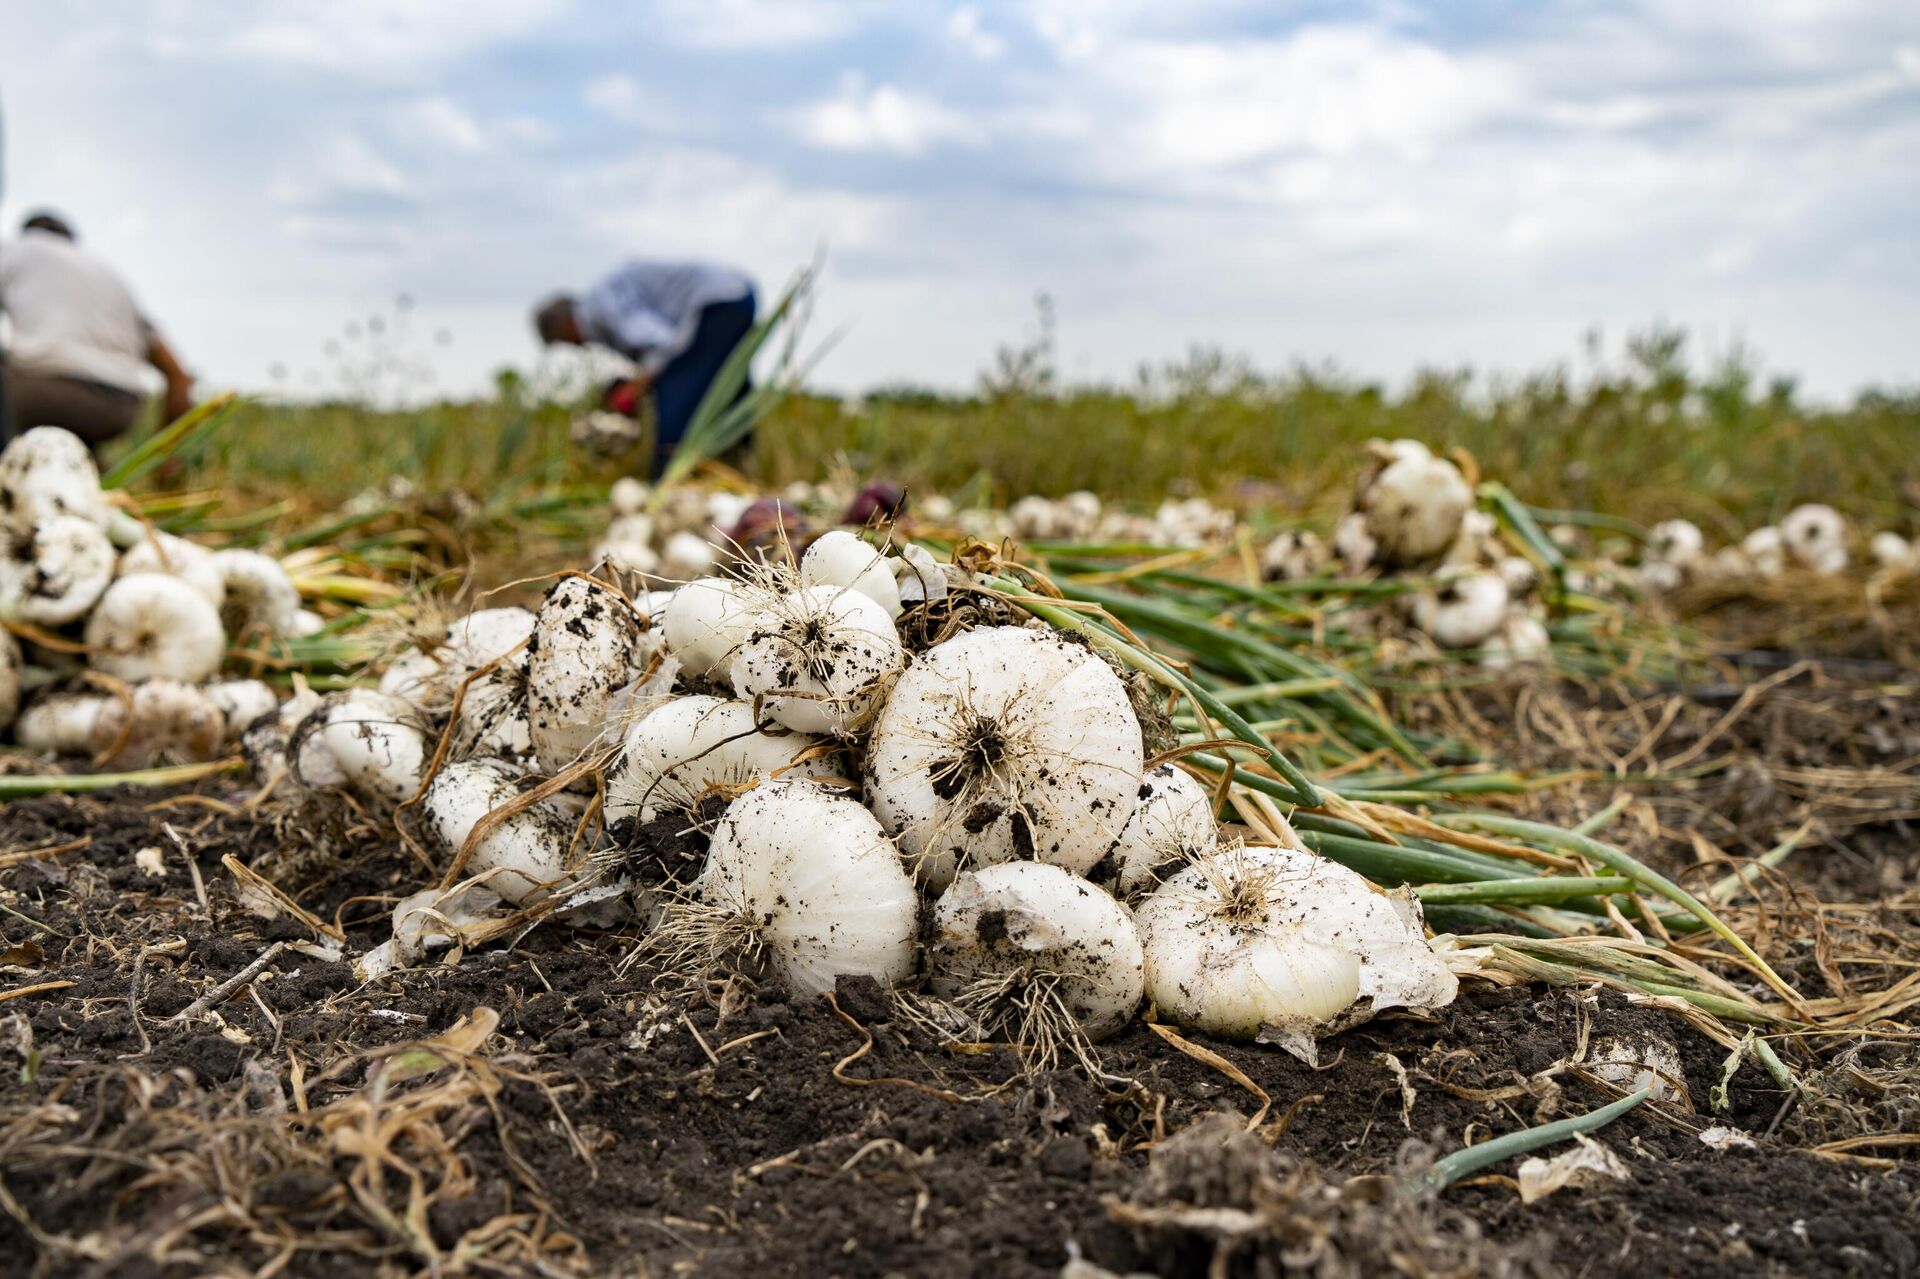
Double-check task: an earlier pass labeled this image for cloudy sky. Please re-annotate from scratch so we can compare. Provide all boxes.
[3,1,1917,401]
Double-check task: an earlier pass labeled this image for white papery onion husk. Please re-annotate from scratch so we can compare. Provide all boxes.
[527,575,647,773]
[1104,763,1218,898]
[1135,844,1457,1062]
[1782,503,1849,573]
[205,679,279,739]
[927,861,1144,1047]
[675,780,919,997]
[0,426,109,527]
[606,694,833,828]
[211,549,302,638]
[864,625,1144,891]
[0,628,22,732]
[85,573,228,683]
[800,530,902,617]
[322,690,429,804]
[118,531,226,607]
[729,584,904,736]
[892,543,950,606]
[1410,571,1509,649]
[380,606,536,755]
[1359,450,1473,565]
[662,576,758,679]
[15,692,112,756]
[355,882,507,982]
[422,758,574,904]
[1,515,115,625]
[87,679,226,766]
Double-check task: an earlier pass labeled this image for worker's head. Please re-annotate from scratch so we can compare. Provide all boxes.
[21,210,76,241]
[533,294,583,345]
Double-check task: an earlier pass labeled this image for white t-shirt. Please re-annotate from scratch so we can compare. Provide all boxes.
[578,259,753,375]
[0,230,154,393]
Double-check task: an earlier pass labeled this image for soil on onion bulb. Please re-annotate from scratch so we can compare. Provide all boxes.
[0,760,1913,1279]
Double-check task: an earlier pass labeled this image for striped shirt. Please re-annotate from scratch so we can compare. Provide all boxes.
[578,259,753,375]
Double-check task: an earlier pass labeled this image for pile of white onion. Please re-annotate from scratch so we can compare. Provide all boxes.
[0,427,318,763]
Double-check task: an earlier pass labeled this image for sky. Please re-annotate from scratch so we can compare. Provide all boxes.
[2,1,1917,403]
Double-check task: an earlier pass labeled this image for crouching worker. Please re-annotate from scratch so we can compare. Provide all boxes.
[0,211,193,449]
[534,259,757,478]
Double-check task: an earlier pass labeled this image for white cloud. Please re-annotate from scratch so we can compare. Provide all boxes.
[583,74,677,128]
[217,0,566,76]
[396,96,488,153]
[947,6,1006,60]
[797,79,981,154]
[271,133,411,207]
[649,0,874,50]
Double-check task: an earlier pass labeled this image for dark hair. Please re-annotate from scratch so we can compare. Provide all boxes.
[21,210,75,240]
[533,294,577,343]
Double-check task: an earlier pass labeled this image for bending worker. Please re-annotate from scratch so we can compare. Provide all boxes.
[533,258,757,478]
[0,211,193,449]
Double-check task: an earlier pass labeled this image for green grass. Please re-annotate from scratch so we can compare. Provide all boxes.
[131,325,1919,536]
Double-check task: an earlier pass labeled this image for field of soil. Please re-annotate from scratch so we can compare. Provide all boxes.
[3,660,1917,1279]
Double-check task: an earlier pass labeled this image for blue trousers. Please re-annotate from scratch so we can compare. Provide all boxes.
[652,291,756,478]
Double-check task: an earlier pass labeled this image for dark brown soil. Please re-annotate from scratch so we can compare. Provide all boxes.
[3,661,1919,1278]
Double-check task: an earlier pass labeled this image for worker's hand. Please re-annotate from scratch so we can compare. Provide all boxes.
[163,380,195,423]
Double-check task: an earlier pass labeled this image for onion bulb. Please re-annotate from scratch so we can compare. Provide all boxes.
[1649,519,1703,567]
[526,575,647,772]
[660,530,720,582]
[14,692,111,756]
[1359,450,1473,565]
[1260,531,1326,583]
[666,780,918,997]
[1740,526,1786,577]
[380,606,535,755]
[88,679,226,765]
[0,426,108,528]
[422,759,573,904]
[597,513,660,577]
[1782,504,1848,573]
[206,679,278,739]
[1332,512,1377,574]
[1409,571,1509,649]
[927,861,1144,1049]
[85,574,227,683]
[1,515,115,625]
[1482,612,1551,669]
[729,584,904,736]
[1135,844,1457,1061]
[356,882,506,982]
[118,532,225,607]
[799,530,902,617]
[865,625,1145,890]
[1104,763,1218,897]
[322,690,429,804]
[211,549,301,637]
[662,576,756,678]
[606,695,832,828]
[1870,531,1913,573]
[610,477,650,517]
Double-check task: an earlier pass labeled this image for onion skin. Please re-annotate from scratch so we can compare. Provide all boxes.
[422,759,574,905]
[85,573,228,684]
[800,530,902,617]
[606,695,833,827]
[527,575,647,773]
[729,584,904,736]
[0,427,109,528]
[662,577,754,678]
[1104,763,1218,898]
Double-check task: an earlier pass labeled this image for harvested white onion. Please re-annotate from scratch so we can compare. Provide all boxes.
[1360,450,1473,565]
[676,780,919,997]
[1260,531,1326,583]
[422,759,573,904]
[118,532,225,607]
[1870,531,1913,573]
[1648,519,1704,567]
[864,625,1144,890]
[526,575,647,773]
[2,515,115,625]
[660,530,721,582]
[927,861,1144,1046]
[1410,571,1509,649]
[1135,844,1457,1061]
[610,477,650,517]
[211,549,301,637]
[1105,763,1218,897]
[0,629,21,732]
[1782,504,1848,573]
[661,576,756,678]
[15,692,112,755]
[1332,512,1378,574]
[800,530,902,617]
[88,679,226,766]
[85,574,227,683]
[0,426,108,527]
[1482,612,1551,669]
[606,695,832,828]
[1740,526,1786,577]
[322,690,429,804]
[205,679,278,739]
[892,543,950,606]
[380,606,535,755]
[729,584,904,736]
